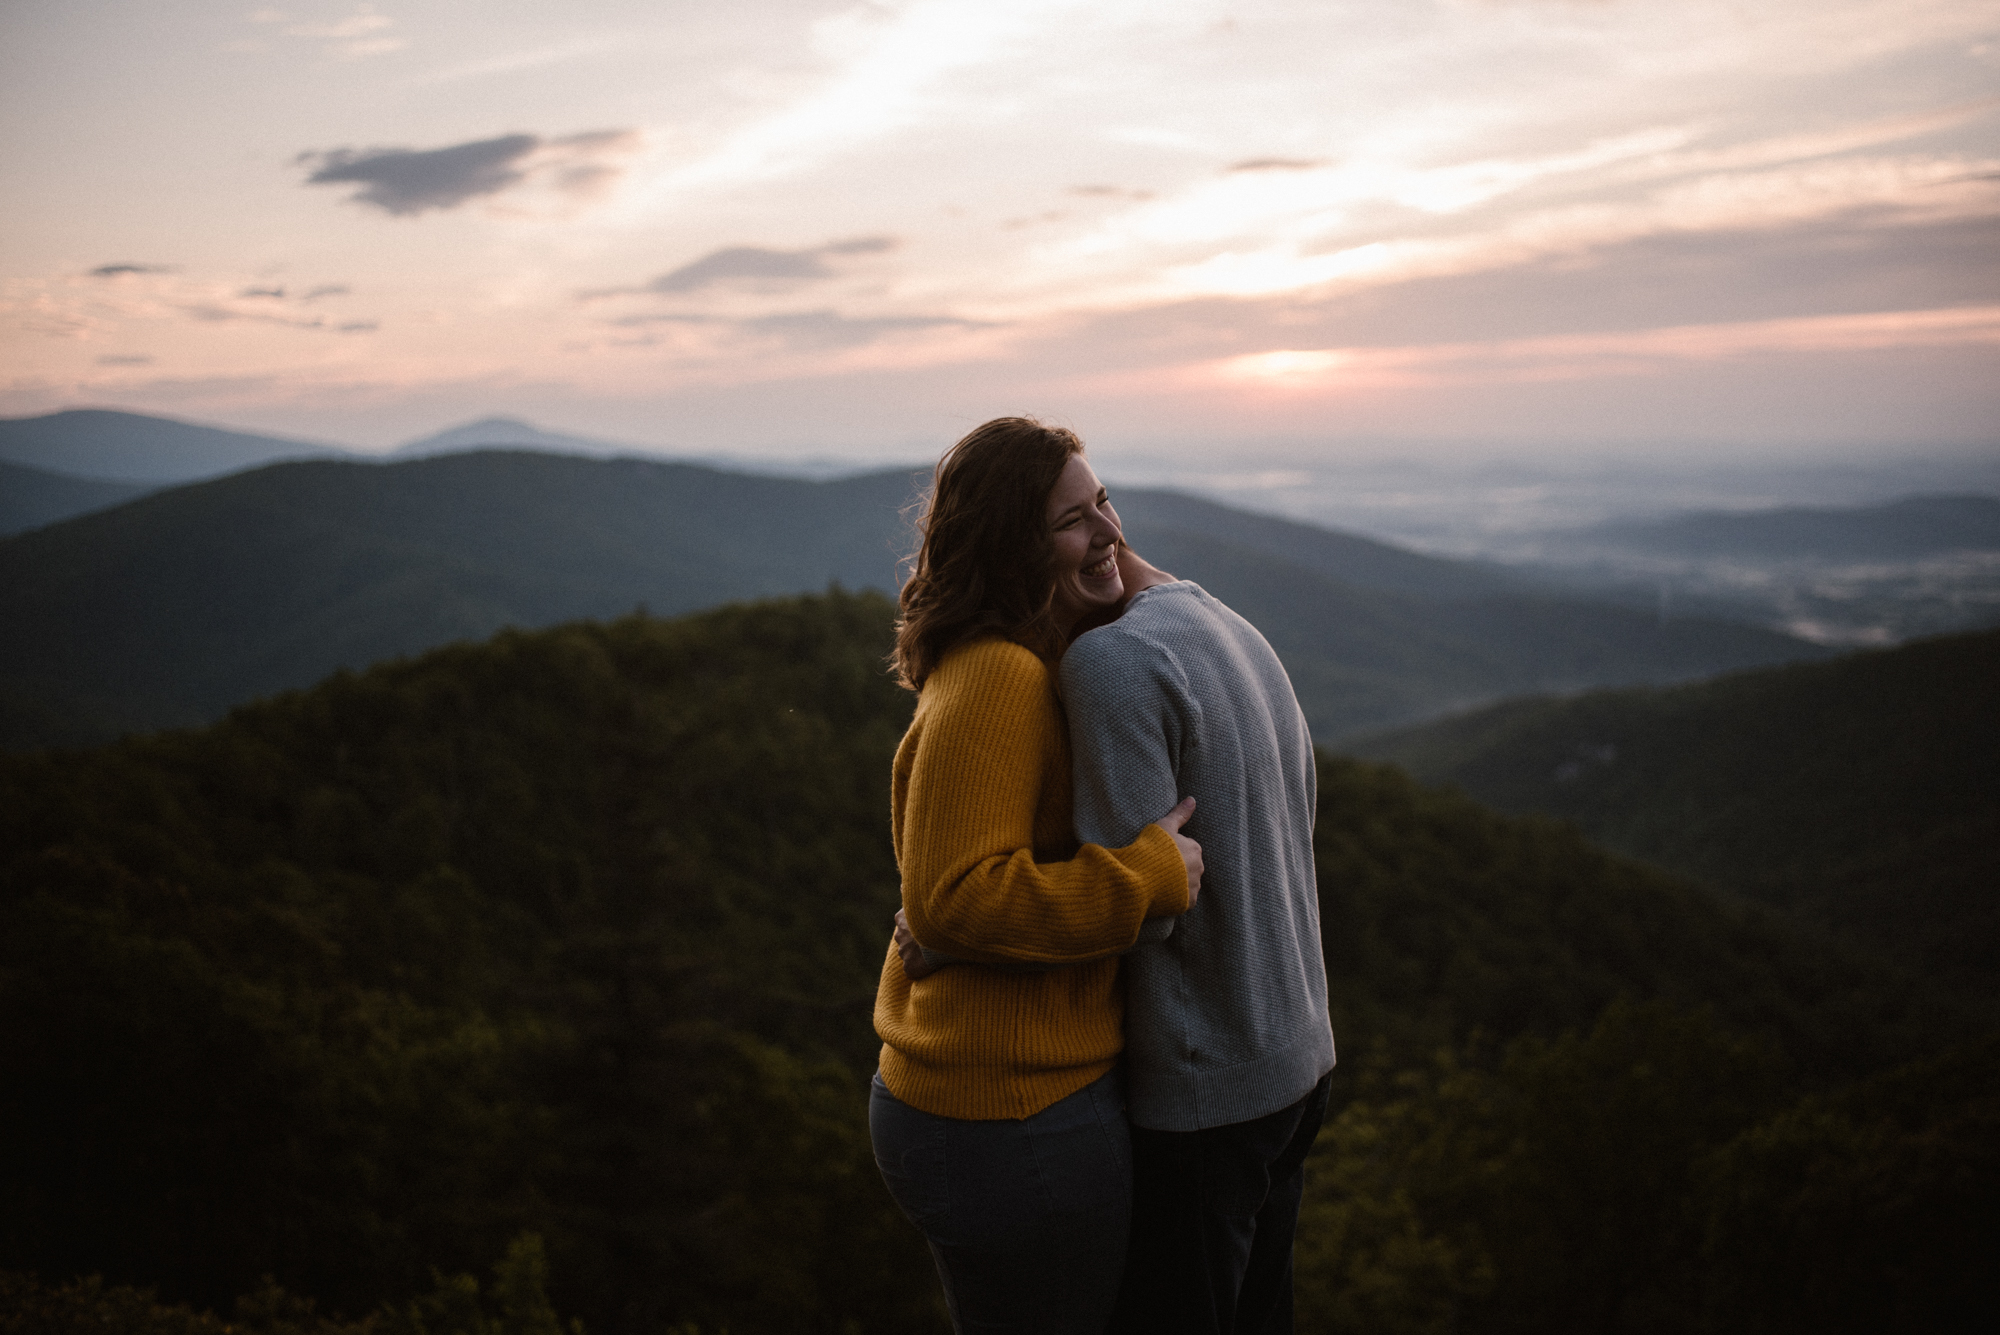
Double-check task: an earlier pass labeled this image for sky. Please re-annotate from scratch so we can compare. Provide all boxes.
[2,0,1998,466]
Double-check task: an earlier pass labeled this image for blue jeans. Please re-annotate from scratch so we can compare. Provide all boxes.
[870,1067,1132,1334]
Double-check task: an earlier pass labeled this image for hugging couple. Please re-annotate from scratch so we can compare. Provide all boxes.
[870,417,1336,1334]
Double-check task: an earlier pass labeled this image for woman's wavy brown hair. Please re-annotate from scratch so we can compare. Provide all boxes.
[891,416,1085,691]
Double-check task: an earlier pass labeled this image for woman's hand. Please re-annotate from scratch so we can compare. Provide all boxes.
[894,908,942,980]
[1155,796,1203,909]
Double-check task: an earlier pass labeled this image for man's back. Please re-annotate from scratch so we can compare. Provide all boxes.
[1060,580,1335,1133]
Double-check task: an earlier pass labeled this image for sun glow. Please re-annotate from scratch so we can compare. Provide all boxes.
[1205,307,2000,394]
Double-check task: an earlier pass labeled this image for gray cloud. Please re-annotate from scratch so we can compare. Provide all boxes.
[1227,158,1326,173]
[608,308,989,350]
[179,304,377,333]
[745,310,985,349]
[234,283,354,305]
[300,134,540,215]
[96,354,155,366]
[607,236,900,297]
[89,263,174,277]
[298,129,637,216]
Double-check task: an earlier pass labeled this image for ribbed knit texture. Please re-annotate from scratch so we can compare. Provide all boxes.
[875,637,1190,1121]
[1060,582,1336,1132]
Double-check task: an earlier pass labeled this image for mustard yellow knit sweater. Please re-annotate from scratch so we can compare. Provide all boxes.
[874,637,1190,1121]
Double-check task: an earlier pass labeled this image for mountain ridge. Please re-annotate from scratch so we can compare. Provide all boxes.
[0,408,349,484]
[0,448,1825,751]
[1349,627,2000,987]
[389,416,642,459]
[0,460,153,537]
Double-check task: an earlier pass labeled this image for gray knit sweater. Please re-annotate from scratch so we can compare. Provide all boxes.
[1060,581,1336,1132]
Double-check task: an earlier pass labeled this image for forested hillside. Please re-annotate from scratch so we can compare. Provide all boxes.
[0,448,1819,750]
[3,593,1986,1334]
[1351,628,2000,988]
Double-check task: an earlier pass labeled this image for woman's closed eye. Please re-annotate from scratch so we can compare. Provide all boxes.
[1055,491,1111,532]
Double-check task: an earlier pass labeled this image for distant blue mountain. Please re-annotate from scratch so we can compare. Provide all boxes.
[0,408,348,484]
[388,416,637,459]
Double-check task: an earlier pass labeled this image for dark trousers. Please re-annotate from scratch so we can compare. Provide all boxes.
[870,1067,1132,1335]
[1110,1072,1334,1335]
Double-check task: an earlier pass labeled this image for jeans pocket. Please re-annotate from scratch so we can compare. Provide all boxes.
[871,1074,950,1228]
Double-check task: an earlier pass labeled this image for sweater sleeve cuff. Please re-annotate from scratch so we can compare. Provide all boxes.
[1129,823,1192,919]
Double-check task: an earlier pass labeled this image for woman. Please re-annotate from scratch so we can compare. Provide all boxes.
[870,416,1202,1334]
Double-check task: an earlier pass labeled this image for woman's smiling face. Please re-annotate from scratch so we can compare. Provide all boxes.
[1045,453,1124,632]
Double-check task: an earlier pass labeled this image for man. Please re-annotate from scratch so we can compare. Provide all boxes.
[1061,546,1336,1335]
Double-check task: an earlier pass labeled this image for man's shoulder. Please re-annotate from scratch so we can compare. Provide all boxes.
[1063,592,1191,675]
[1096,582,1248,647]
[1147,581,1281,657]
[1094,583,1300,712]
